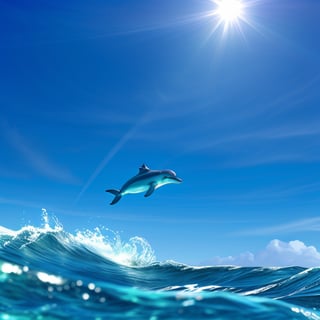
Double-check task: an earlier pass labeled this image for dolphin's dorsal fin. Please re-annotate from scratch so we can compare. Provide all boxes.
[139,164,150,175]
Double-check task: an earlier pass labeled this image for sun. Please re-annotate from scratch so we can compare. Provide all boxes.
[209,0,249,35]
[216,0,243,23]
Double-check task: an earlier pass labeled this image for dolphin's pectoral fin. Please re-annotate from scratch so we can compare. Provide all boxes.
[144,183,156,197]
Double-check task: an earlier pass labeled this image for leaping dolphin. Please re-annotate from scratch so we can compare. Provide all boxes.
[106,164,182,205]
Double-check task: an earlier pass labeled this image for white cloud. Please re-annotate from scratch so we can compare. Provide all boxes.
[209,239,320,267]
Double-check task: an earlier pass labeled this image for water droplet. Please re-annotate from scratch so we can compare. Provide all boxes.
[76,280,83,287]
[82,293,90,301]
[88,283,95,290]
[99,297,106,303]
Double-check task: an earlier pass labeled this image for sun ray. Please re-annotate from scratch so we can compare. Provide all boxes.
[205,0,258,39]
[215,0,245,32]
[216,0,244,23]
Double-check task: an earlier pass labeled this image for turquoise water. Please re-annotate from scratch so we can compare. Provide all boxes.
[1,213,320,319]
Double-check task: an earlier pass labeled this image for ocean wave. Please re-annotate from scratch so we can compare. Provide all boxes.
[1,259,319,320]
[0,209,155,269]
[1,210,320,319]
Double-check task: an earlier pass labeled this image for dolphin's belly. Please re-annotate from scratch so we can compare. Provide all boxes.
[122,182,150,195]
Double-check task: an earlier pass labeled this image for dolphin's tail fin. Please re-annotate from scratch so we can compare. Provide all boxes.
[105,189,122,205]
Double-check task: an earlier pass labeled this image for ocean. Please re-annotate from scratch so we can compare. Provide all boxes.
[1,211,320,319]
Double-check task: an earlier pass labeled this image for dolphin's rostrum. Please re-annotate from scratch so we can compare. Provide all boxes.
[106,164,182,205]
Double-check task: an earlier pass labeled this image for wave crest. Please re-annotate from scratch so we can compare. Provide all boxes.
[0,209,156,268]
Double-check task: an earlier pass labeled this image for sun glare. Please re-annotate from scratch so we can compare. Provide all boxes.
[209,0,250,36]
[216,0,243,23]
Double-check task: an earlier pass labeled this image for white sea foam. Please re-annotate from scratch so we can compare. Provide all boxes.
[73,227,156,267]
[1,208,155,268]
[0,226,16,236]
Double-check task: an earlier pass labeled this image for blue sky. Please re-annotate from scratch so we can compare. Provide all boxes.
[1,0,320,265]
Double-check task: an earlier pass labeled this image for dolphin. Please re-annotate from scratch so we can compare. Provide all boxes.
[106,164,182,205]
